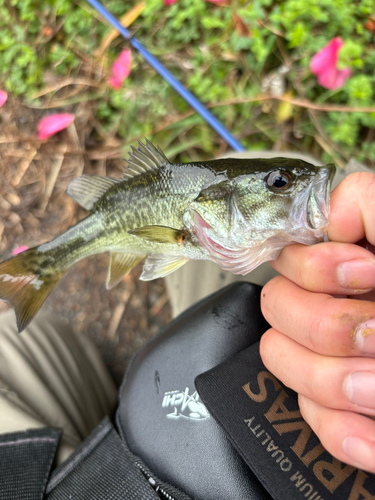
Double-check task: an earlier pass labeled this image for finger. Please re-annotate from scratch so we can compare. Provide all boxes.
[261,276,375,357]
[352,289,375,302]
[260,328,375,417]
[271,241,375,295]
[299,395,375,473]
[328,172,375,244]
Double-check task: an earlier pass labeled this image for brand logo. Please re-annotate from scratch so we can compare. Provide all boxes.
[162,387,210,421]
[243,370,374,500]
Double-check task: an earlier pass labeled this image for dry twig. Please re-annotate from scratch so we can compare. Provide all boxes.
[38,144,67,211]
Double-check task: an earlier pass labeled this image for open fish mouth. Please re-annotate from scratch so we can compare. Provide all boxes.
[189,212,229,258]
[306,164,336,230]
[187,211,292,275]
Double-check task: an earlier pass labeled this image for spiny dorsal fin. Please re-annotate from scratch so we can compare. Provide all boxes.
[124,139,169,179]
[107,252,145,289]
[67,175,120,210]
[128,225,187,244]
[140,254,188,281]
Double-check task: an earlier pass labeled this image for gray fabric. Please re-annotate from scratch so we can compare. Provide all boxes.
[46,417,190,500]
[0,427,61,500]
[0,310,118,464]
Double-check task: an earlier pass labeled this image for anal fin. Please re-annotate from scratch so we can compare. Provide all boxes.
[140,254,188,281]
[107,253,145,289]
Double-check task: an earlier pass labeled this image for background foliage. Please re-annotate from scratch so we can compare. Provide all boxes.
[1,0,375,167]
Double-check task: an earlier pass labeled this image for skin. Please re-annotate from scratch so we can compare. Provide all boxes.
[260,171,375,473]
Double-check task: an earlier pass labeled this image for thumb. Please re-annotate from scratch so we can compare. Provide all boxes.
[328,172,375,244]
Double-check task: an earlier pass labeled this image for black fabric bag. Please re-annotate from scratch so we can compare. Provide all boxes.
[46,282,270,500]
[117,281,271,500]
[1,282,374,500]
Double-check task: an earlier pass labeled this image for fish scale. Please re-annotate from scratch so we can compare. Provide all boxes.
[0,139,335,332]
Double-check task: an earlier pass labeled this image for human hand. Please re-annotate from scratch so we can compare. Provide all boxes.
[260,172,375,473]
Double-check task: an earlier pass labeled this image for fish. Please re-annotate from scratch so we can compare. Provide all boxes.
[0,139,336,332]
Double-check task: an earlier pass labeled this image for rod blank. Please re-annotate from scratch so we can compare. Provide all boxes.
[85,0,245,152]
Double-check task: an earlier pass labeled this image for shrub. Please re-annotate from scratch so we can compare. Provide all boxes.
[1,0,374,166]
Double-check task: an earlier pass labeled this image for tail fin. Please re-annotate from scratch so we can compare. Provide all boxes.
[0,248,64,332]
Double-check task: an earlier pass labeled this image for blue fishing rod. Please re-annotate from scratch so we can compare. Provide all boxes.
[84,0,245,152]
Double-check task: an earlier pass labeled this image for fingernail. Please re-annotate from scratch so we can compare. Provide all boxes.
[343,436,375,471]
[344,371,375,408]
[354,320,375,354]
[337,258,375,291]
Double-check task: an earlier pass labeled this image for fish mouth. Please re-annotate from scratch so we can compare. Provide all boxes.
[306,164,336,230]
[189,212,228,257]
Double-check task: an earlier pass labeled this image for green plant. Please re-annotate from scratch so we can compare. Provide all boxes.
[1,0,374,167]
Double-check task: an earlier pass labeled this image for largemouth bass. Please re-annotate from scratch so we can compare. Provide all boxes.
[0,140,336,332]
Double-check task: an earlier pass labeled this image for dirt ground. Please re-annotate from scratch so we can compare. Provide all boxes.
[0,98,171,386]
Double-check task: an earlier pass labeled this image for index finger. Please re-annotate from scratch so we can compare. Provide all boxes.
[270,240,375,295]
[328,172,375,244]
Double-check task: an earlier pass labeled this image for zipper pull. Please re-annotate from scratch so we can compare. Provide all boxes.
[137,463,176,500]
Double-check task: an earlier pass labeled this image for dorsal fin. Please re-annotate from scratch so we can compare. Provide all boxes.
[66,174,120,210]
[124,139,169,179]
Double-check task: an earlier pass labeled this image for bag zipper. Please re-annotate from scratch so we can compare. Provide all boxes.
[137,463,177,500]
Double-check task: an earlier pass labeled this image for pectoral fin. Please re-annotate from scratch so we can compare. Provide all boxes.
[140,254,188,281]
[128,226,187,244]
[107,252,145,289]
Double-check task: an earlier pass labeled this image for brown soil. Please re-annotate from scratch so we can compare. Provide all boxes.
[0,98,171,386]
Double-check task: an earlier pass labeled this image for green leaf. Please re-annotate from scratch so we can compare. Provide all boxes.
[288,21,307,48]
[338,40,363,69]
[347,75,373,103]
[201,17,226,30]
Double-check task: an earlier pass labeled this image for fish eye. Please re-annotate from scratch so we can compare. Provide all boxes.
[266,170,293,191]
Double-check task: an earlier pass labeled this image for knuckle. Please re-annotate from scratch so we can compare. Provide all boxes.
[299,359,320,397]
[260,276,283,321]
[308,361,329,401]
[295,246,320,291]
[296,244,340,292]
[297,394,322,437]
[300,366,327,412]
[259,329,273,364]
[355,172,375,206]
[331,172,375,244]
[341,171,375,193]
[305,295,339,354]
[307,309,326,353]
[297,394,311,421]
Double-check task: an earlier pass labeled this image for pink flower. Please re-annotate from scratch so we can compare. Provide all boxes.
[11,245,29,256]
[310,38,351,90]
[38,113,75,140]
[109,49,132,89]
[163,0,177,4]
[0,90,7,107]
